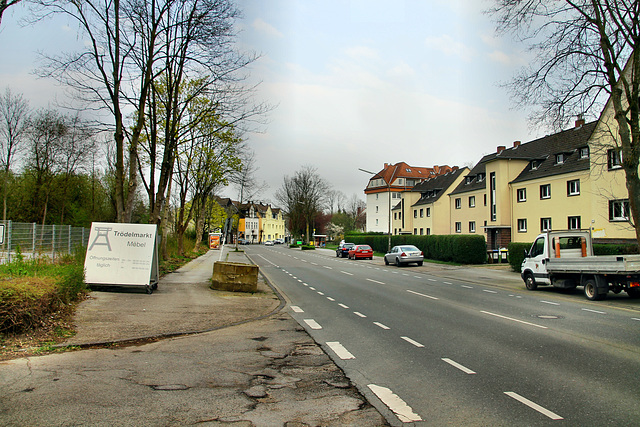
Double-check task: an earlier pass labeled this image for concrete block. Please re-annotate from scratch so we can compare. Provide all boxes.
[211,261,259,293]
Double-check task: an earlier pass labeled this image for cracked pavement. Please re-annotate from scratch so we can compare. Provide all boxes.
[0,249,388,426]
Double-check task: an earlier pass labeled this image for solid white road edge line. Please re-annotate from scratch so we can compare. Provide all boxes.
[290,306,304,313]
[303,319,322,330]
[368,384,422,423]
[504,392,563,420]
[401,336,425,347]
[407,289,439,300]
[481,310,547,329]
[326,341,355,360]
[442,358,476,374]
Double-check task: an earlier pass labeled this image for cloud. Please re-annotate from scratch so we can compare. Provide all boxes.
[252,18,283,38]
[387,62,415,78]
[343,46,379,60]
[424,34,474,59]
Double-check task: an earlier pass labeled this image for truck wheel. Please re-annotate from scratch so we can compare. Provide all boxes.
[524,272,537,290]
[584,279,605,301]
[627,288,640,299]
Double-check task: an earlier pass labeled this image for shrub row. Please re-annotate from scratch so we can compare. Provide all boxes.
[344,233,487,264]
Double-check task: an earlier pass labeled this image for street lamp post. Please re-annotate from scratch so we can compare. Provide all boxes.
[359,168,392,253]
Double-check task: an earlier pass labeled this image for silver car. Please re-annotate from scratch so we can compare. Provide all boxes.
[384,245,424,266]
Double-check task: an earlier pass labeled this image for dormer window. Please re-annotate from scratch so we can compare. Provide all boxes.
[579,147,589,159]
[531,161,540,171]
[466,176,473,184]
[555,153,565,165]
[406,168,411,172]
[477,173,485,182]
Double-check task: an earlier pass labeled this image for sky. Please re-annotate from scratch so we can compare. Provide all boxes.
[0,0,543,206]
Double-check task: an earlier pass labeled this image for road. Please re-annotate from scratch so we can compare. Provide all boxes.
[246,244,640,426]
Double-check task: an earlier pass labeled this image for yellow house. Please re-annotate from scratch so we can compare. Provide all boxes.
[261,206,286,241]
[410,168,468,235]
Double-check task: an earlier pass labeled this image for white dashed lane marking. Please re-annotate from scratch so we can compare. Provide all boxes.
[442,358,476,374]
[374,322,390,330]
[504,392,563,420]
[401,336,424,347]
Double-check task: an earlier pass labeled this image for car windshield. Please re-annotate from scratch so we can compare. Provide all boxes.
[358,245,371,250]
[400,246,419,252]
[344,243,355,248]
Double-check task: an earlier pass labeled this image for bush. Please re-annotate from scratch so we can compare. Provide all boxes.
[593,243,639,255]
[507,242,531,272]
[0,254,88,334]
[300,245,315,250]
[344,233,487,264]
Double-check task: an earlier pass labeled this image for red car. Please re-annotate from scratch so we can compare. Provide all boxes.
[348,244,373,260]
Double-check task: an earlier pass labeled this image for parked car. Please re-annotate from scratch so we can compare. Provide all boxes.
[238,238,249,245]
[348,244,373,260]
[384,245,424,266]
[264,240,274,246]
[336,243,355,258]
[274,238,284,244]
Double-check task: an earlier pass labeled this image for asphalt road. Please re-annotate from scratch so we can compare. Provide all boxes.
[247,245,640,426]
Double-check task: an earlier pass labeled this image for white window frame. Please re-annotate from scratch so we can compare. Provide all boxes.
[469,196,475,208]
[517,218,527,232]
[567,179,580,196]
[469,221,476,233]
[426,207,431,217]
[540,184,551,199]
[555,153,565,164]
[455,198,462,209]
[568,216,581,230]
[541,217,552,232]
[517,188,526,202]
[609,199,630,221]
[608,148,623,170]
[455,222,462,233]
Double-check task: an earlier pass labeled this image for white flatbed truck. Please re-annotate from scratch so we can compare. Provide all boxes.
[521,230,640,300]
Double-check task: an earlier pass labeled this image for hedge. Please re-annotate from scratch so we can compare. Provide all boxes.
[344,233,486,264]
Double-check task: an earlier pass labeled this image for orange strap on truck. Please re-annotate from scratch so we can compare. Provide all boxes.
[555,239,561,258]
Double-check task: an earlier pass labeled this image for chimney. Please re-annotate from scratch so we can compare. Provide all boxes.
[497,145,506,154]
[384,163,388,168]
[575,114,585,128]
[513,141,521,148]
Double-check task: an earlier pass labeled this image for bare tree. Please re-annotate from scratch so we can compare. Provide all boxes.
[0,0,24,27]
[326,189,346,215]
[490,0,640,245]
[0,87,29,221]
[275,165,330,244]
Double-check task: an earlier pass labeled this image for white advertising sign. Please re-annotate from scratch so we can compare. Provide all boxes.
[84,222,159,291]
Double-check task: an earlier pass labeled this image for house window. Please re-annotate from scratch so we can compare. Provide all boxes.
[376,194,378,200]
[466,176,473,184]
[541,217,552,232]
[414,228,417,235]
[469,221,476,233]
[469,196,475,208]
[490,172,496,221]
[517,188,526,202]
[455,198,462,209]
[420,228,424,235]
[426,228,431,235]
[567,179,580,196]
[484,194,487,206]
[426,207,431,217]
[376,206,379,213]
[376,219,379,225]
[540,184,551,199]
[609,199,630,221]
[517,219,527,232]
[455,222,462,233]
[608,148,623,170]
[568,216,581,230]
[420,208,424,218]
[393,212,397,220]
[414,210,417,218]
[555,153,565,164]
[406,179,415,186]
[580,147,589,159]
[531,161,539,170]
[477,173,484,182]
